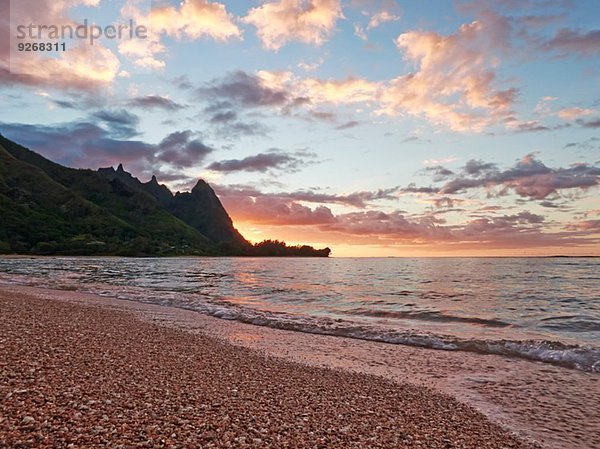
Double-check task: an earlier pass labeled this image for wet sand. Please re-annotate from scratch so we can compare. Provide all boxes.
[1,285,597,447]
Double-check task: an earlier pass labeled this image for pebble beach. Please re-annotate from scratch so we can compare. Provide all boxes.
[0,289,537,448]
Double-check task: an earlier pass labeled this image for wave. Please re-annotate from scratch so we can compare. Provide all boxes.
[540,315,600,332]
[2,276,599,373]
[211,309,599,373]
[340,307,513,328]
[124,291,599,374]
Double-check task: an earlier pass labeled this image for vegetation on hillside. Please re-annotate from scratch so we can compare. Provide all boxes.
[0,134,330,257]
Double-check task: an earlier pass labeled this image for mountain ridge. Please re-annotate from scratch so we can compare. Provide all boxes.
[0,134,330,257]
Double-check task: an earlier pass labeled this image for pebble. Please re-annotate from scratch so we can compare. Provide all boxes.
[0,291,538,449]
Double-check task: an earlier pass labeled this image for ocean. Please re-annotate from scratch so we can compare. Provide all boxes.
[1,256,598,372]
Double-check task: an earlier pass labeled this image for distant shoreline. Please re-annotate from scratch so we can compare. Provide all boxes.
[1,253,598,259]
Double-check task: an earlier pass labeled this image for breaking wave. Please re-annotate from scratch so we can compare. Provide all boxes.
[102,287,600,374]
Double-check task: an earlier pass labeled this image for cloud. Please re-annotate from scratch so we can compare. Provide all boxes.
[156,130,214,169]
[145,0,241,40]
[432,197,462,209]
[195,49,519,132]
[0,121,150,169]
[349,0,400,29]
[353,23,368,41]
[209,111,238,123]
[564,137,600,151]
[1,1,121,91]
[117,36,167,70]
[423,156,458,165]
[566,220,600,232]
[557,107,596,120]
[0,121,212,177]
[423,165,455,181]
[308,110,337,122]
[216,120,269,138]
[220,194,337,225]
[250,69,381,109]
[435,154,600,200]
[1,44,120,92]
[322,210,442,240]
[335,120,360,130]
[505,119,551,133]
[297,57,325,72]
[329,210,593,248]
[198,93,272,138]
[91,109,140,138]
[226,190,595,248]
[367,10,400,30]
[379,12,517,132]
[50,99,78,109]
[207,151,309,173]
[463,159,497,175]
[401,184,438,194]
[216,184,400,209]
[127,95,186,111]
[174,14,588,135]
[219,180,599,249]
[118,0,241,69]
[198,70,293,109]
[197,70,376,126]
[243,0,343,50]
[297,76,381,104]
[576,117,600,129]
[541,28,600,55]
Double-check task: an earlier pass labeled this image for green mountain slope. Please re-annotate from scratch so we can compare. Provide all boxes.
[0,134,330,257]
[0,135,218,255]
[0,142,137,254]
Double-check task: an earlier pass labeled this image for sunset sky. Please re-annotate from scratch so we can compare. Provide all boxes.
[1,0,599,256]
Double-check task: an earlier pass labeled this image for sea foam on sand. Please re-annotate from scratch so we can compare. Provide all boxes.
[1,285,598,448]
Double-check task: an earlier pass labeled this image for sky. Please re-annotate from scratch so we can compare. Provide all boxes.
[0,0,599,256]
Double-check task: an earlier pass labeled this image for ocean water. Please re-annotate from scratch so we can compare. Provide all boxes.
[1,257,598,372]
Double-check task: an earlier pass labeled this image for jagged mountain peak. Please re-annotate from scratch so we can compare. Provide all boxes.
[0,133,330,257]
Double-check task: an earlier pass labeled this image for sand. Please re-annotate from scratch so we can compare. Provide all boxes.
[0,288,538,449]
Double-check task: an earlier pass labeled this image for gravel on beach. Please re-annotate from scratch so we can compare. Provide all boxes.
[0,291,535,448]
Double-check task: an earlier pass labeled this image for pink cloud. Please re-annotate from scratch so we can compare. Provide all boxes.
[224,190,599,249]
[565,220,600,232]
[119,0,241,69]
[558,107,596,120]
[243,0,343,50]
[256,70,381,106]
[437,154,600,200]
[367,10,400,30]
[379,12,517,132]
[542,28,600,55]
[242,13,521,133]
[219,194,336,225]
[1,0,120,91]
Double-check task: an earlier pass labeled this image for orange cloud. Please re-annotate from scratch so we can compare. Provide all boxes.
[228,203,600,255]
[6,44,120,89]
[379,13,517,132]
[256,70,381,106]
[249,13,518,132]
[367,10,400,30]
[117,36,167,70]
[119,0,241,69]
[299,76,381,104]
[243,0,343,50]
[558,107,596,120]
[1,0,120,90]
[145,0,241,40]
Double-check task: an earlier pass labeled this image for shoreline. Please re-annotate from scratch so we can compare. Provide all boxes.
[1,285,598,448]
